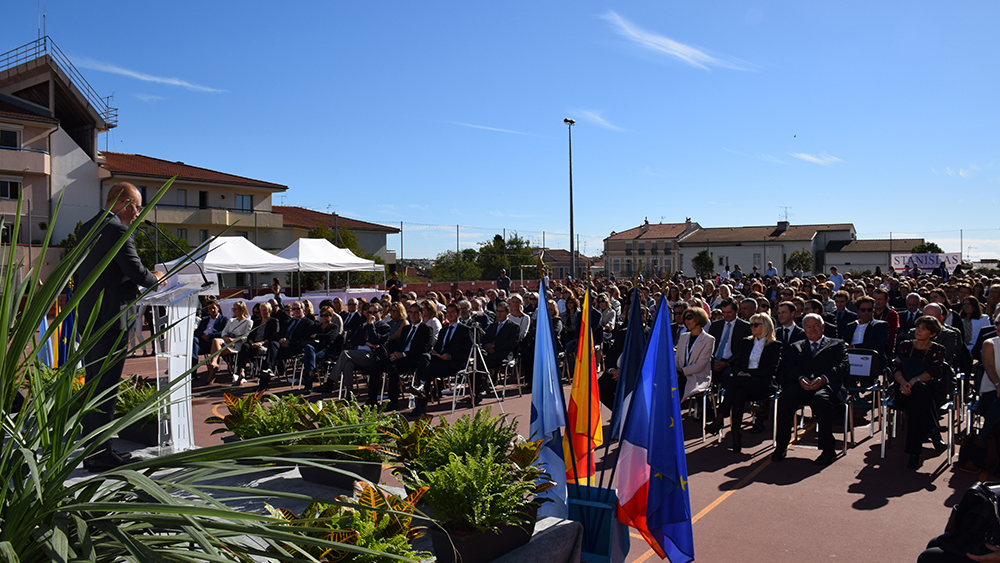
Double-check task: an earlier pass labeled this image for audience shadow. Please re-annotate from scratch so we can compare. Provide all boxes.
[846,443,963,510]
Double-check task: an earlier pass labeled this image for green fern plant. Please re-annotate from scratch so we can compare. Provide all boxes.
[114,375,158,424]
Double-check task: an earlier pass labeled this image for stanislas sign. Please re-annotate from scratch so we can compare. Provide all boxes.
[891,253,961,273]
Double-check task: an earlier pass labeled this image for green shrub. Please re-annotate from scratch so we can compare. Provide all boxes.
[114,376,158,424]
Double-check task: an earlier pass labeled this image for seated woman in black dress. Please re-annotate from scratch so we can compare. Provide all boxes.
[707,312,782,453]
[891,315,948,470]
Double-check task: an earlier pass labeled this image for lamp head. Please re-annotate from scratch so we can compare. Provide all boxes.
[564,118,575,125]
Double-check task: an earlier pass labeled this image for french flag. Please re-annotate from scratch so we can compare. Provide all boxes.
[616,294,694,562]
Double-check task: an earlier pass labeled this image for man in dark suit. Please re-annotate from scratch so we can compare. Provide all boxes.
[775,302,807,348]
[773,314,850,466]
[341,299,364,340]
[842,296,891,361]
[412,303,473,415]
[373,302,432,410]
[709,299,751,385]
[483,301,520,372]
[192,300,228,371]
[78,182,163,472]
[265,300,317,390]
[896,292,924,346]
[832,290,858,339]
[871,288,900,354]
[321,301,390,398]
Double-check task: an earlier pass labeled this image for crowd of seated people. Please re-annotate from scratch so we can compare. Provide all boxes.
[186,265,1000,472]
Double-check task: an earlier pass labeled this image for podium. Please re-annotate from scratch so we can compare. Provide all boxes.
[140,275,217,453]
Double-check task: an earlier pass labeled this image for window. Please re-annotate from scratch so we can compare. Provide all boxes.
[638,242,645,255]
[235,272,247,287]
[177,189,187,207]
[236,230,249,240]
[235,194,253,212]
[719,256,724,266]
[199,191,208,209]
[0,225,12,244]
[176,228,187,242]
[137,186,148,206]
[612,258,620,274]
[754,253,761,268]
[0,129,18,148]
[0,180,20,200]
[199,229,208,243]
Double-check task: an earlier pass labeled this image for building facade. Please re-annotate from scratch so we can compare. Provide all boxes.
[603,218,701,279]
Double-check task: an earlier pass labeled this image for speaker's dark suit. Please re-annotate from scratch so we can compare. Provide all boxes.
[78,210,159,454]
[483,319,520,371]
[833,309,859,340]
[842,319,891,359]
[775,336,850,455]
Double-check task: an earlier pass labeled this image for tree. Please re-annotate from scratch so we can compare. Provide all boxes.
[134,226,192,270]
[291,226,386,289]
[786,249,815,274]
[429,249,482,282]
[912,241,944,254]
[692,250,715,279]
[476,232,537,281]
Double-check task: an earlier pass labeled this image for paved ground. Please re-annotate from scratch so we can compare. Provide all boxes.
[119,350,980,563]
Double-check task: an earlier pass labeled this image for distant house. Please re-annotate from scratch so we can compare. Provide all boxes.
[603,218,701,278]
[272,205,399,263]
[534,248,596,281]
[824,238,924,274]
[676,222,856,277]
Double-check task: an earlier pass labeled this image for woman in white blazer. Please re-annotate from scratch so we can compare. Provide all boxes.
[675,306,716,400]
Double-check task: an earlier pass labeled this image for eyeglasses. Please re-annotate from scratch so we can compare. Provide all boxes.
[858,307,873,312]
[750,322,762,328]
[683,314,694,321]
[320,314,331,318]
[291,307,301,311]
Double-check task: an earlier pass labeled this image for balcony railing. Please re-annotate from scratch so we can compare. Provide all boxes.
[0,36,118,128]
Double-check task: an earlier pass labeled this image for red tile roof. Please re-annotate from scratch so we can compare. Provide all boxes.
[101,152,286,190]
[607,222,697,240]
[273,205,399,233]
[537,248,595,263]
[0,99,58,124]
[826,238,924,253]
[680,223,855,244]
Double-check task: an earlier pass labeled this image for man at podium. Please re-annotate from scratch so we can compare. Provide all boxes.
[78,182,164,472]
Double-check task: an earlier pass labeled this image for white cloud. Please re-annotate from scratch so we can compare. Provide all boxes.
[75,57,223,93]
[946,167,957,177]
[449,122,530,135]
[576,110,626,131]
[601,11,753,71]
[135,93,165,102]
[760,154,787,165]
[790,152,843,165]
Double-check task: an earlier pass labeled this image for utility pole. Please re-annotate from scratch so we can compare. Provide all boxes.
[564,118,576,281]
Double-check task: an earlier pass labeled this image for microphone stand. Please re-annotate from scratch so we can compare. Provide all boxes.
[143,220,214,289]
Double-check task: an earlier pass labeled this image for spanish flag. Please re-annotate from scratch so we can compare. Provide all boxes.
[563,289,603,484]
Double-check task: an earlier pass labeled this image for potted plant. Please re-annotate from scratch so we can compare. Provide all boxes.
[422,438,553,563]
[115,375,160,446]
[264,480,431,562]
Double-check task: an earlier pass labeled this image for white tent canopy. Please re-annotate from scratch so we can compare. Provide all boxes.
[277,238,383,272]
[156,236,297,275]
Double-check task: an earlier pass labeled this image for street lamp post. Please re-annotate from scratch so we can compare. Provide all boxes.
[564,118,575,281]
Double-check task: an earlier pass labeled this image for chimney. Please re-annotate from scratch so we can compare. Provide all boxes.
[641,217,649,234]
[685,217,692,228]
[777,221,789,232]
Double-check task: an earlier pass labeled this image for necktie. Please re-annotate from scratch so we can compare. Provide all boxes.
[403,324,416,351]
[716,322,732,360]
[780,327,788,344]
[811,341,820,356]
[444,326,454,348]
[286,319,298,339]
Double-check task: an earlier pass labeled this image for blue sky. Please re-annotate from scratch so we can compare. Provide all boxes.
[4,2,998,260]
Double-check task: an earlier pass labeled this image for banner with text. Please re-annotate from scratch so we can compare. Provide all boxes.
[891,253,961,273]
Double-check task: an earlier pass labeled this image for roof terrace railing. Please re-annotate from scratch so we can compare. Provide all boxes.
[0,36,118,128]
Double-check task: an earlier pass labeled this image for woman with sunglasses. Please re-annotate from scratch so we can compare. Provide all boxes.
[674,307,715,401]
[707,313,782,453]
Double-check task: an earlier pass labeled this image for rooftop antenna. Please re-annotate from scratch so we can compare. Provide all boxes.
[43,4,46,37]
[777,206,792,222]
[37,1,41,39]
[103,93,114,151]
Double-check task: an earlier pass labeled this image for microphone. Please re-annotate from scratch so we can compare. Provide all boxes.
[143,220,214,289]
